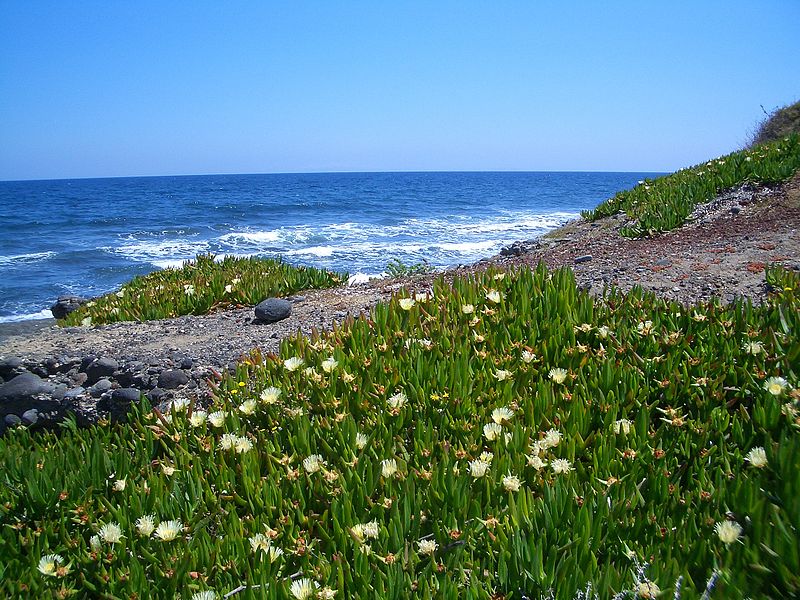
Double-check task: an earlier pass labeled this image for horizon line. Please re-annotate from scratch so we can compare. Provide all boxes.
[1,167,668,184]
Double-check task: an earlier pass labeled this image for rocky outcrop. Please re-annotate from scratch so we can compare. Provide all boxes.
[50,295,89,319]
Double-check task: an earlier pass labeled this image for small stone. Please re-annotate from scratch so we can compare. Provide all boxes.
[180,357,194,370]
[730,206,741,215]
[158,369,189,390]
[0,357,23,378]
[254,298,292,324]
[148,388,169,403]
[655,259,672,267]
[50,295,90,319]
[574,255,593,264]
[4,414,22,427]
[21,409,39,426]
[90,379,113,398]
[85,357,119,383]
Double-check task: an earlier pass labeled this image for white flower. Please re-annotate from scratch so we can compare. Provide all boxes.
[171,398,190,412]
[387,391,408,410]
[461,304,475,314]
[290,577,319,599]
[492,406,514,424]
[485,289,502,304]
[745,446,768,468]
[363,520,380,539]
[551,459,573,474]
[99,522,124,544]
[381,458,398,478]
[493,369,512,381]
[321,357,338,373]
[742,340,764,355]
[414,292,430,302]
[317,587,337,599]
[398,298,416,310]
[503,473,522,492]
[764,376,789,396]
[37,554,64,576]
[190,410,208,427]
[161,463,177,476]
[469,459,491,478]
[527,454,547,470]
[715,520,743,545]
[479,451,494,463]
[90,535,101,551]
[235,436,253,453]
[613,419,633,435]
[303,454,326,474]
[417,539,438,556]
[483,422,503,441]
[350,523,367,542]
[208,411,226,428]
[493,272,506,281]
[284,356,305,371]
[184,284,195,296]
[112,478,126,492]
[155,519,183,542]
[191,592,218,600]
[597,325,611,339]
[136,514,156,537]
[542,428,562,449]
[521,350,536,363]
[267,545,284,562]
[220,433,238,450]
[637,320,654,336]
[549,368,568,384]
[224,284,233,294]
[355,432,368,449]
[260,386,282,404]
[249,532,270,553]
[238,399,257,415]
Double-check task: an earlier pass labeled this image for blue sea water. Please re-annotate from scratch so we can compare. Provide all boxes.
[0,171,659,322]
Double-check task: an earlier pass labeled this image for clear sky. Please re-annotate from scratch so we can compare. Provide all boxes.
[1,1,798,180]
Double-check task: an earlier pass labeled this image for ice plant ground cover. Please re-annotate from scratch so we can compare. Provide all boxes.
[61,253,347,326]
[582,134,800,237]
[1,265,798,599]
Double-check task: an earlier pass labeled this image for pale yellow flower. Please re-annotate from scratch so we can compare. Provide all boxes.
[321,357,338,373]
[527,454,547,470]
[417,539,438,555]
[521,350,536,363]
[284,356,305,371]
[549,368,568,384]
[492,406,514,424]
[303,454,325,474]
[38,554,65,577]
[715,520,743,545]
[398,298,416,310]
[483,422,503,441]
[249,532,270,553]
[542,428,562,449]
[469,459,490,478]
[190,410,208,427]
[355,432,369,449]
[260,386,282,404]
[485,289,502,304]
[112,478,126,492]
[220,433,238,450]
[613,419,633,435]
[235,436,253,454]
[503,473,522,492]
[551,459,573,474]
[764,376,789,396]
[155,519,183,542]
[461,304,475,314]
[636,581,660,598]
[136,514,156,537]
[387,391,407,410]
[381,458,398,478]
[317,587,337,599]
[208,411,226,427]
[493,369,512,381]
[98,522,124,544]
[238,399,257,415]
[742,340,764,355]
[290,578,319,599]
[745,447,767,468]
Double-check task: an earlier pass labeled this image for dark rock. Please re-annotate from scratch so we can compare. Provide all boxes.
[158,369,189,390]
[21,409,39,426]
[89,378,113,398]
[110,388,141,423]
[63,387,86,399]
[4,414,22,427]
[254,298,292,324]
[85,357,119,383]
[0,372,56,405]
[180,357,194,370]
[574,255,593,264]
[655,259,672,267]
[50,295,89,320]
[729,206,741,215]
[0,357,24,378]
[148,387,170,403]
[80,356,96,372]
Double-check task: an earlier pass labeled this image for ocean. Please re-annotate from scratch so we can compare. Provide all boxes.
[0,171,658,322]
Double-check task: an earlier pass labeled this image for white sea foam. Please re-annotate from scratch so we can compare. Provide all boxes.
[347,273,385,286]
[0,251,57,266]
[111,239,210,263]
[436,240,497,253]
[0,308,53,323]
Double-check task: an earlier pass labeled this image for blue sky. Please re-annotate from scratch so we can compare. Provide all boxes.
[1,1,798,180]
